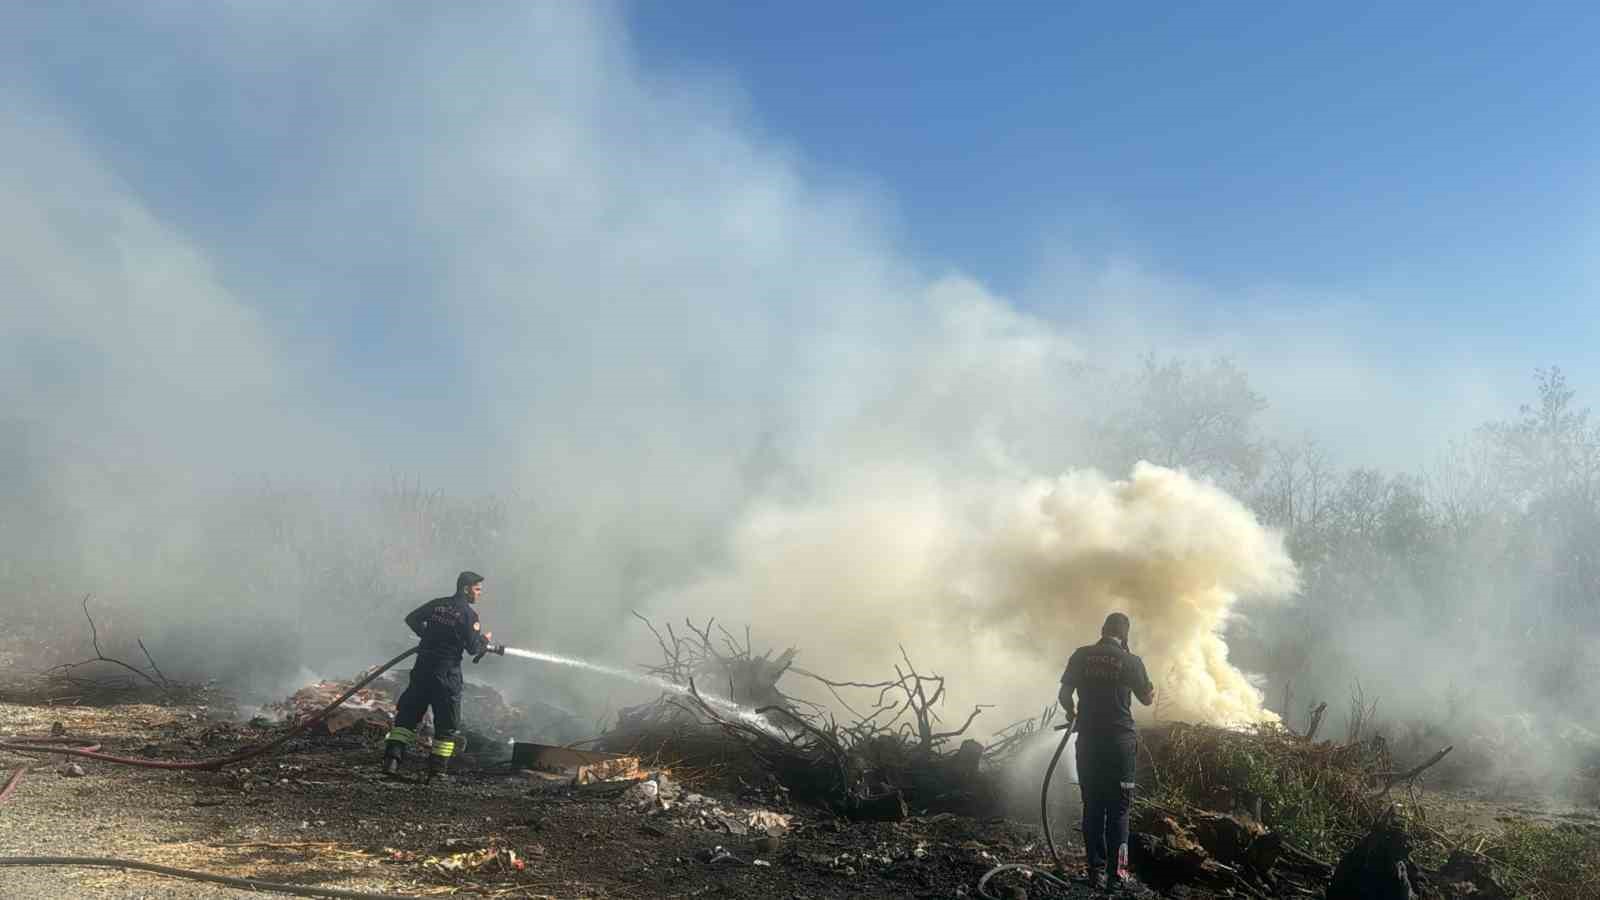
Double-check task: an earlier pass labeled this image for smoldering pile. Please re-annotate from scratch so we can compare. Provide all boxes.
[596,617,999,822]
[259,667,561,755]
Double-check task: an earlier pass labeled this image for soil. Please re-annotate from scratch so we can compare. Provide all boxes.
[0,695,1117,900]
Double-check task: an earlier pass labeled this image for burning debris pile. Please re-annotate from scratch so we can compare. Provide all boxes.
[599,618,992,822]
[262,666,537,753]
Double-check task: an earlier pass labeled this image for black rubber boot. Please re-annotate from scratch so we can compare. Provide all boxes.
[424,754,451,784]
[381,741,405,776]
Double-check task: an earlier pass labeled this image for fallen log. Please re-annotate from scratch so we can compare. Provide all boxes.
[1378,745,1453,794]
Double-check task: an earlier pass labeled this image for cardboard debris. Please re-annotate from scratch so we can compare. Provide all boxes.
[578,755,642,784]
[422,844,527,875]
[511,741,652,785]
[278,680,393,735]
[748,810,792,837]
[269,672,537,744]
[621,772,682,811]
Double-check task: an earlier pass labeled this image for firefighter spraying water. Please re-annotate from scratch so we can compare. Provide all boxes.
[378,570,783,784]
[381,571,506,782]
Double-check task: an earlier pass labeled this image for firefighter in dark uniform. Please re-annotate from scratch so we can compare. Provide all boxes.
[1059,612,1156,890]
[381,571,503,781]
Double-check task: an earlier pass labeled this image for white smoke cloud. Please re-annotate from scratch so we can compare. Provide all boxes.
[0,3,1430,731]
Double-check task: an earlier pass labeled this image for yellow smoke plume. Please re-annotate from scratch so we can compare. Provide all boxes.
[665,462,1298,729]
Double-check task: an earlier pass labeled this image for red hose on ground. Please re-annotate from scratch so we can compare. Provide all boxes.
[0,765,30,804]
[0,648,432,897]
[0,739,102,803]
[0,647,417,776]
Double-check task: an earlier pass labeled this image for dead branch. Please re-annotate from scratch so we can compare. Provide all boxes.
[1345,680,1379,744]
[891,645,960,752]
[930,705,990,743]
[686,618,718,658]
[1304,702,1328,742]
[631,610,677,676]
[982,704,1061,766]
[754,704,849,770]
[714,623,749,661]
[789,667,899,692]
[44,595,170,695]
[137,639,171,691]
[1378,745,1453,795]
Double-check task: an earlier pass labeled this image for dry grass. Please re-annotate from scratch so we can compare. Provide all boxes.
[1484,819,1600,900]
[1139,721,1390,858]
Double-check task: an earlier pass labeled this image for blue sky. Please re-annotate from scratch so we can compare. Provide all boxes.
[628,2,1599,342]
[4,2,1599,487]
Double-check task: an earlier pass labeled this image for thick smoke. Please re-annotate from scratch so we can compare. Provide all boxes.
[666,462,1297,728]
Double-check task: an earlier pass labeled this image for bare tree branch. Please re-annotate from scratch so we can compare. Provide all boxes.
[44,595,170,695]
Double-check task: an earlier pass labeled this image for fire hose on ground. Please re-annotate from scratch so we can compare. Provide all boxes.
[976,718,1078,900]
[0,645,431,900]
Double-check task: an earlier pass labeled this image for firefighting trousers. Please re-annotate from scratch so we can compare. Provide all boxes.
[1077,731,1137,874]
[385,662,463,760]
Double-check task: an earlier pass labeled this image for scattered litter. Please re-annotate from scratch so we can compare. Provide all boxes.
[623,779,659,811]
[420,844,527,875]
[748,810,792,837]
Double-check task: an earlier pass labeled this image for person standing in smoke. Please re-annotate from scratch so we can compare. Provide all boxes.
[381,571,503,782]
[1059,612,1156,890]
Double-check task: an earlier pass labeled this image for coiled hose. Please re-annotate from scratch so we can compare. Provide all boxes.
[976,721,1077,900]
[0,646,427,899]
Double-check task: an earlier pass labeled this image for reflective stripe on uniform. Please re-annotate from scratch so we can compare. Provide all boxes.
[430,740,456,758]
[385,726,417,746]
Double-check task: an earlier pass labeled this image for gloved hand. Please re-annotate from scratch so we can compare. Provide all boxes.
[471,641,506,664]
[1056,699,1075,729]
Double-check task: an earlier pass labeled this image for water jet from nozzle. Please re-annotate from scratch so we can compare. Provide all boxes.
[500,647,783,736]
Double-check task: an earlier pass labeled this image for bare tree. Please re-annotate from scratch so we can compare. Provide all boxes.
[1104,354,1268,489]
